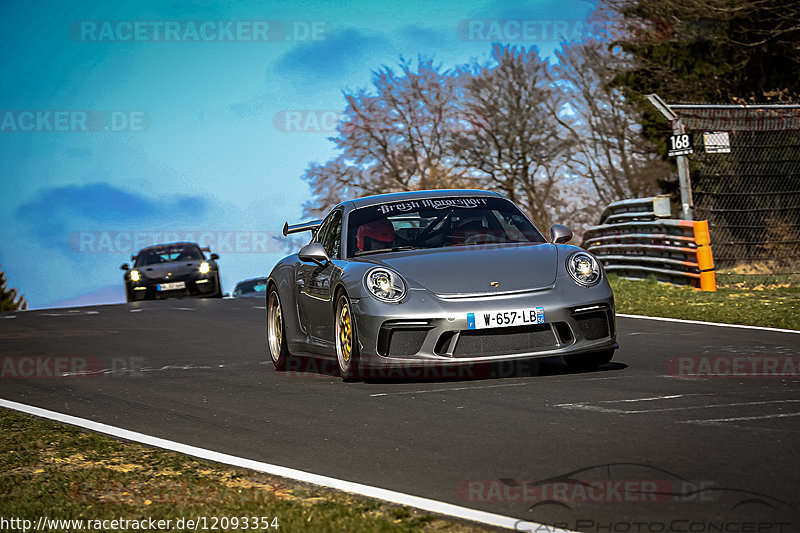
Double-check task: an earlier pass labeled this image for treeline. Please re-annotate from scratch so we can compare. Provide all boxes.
[300,0,799,230]
[301,39,669,231]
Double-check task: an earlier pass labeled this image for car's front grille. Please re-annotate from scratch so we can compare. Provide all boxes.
[452,324,557,358]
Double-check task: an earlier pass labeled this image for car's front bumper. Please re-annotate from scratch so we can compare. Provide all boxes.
[350,278,616,369]
[127,273,220,300]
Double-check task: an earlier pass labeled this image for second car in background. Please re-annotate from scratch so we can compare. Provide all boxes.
[232,277,268,298]
[121,242,222,302]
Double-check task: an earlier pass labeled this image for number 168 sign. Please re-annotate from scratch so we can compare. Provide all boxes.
[668,133,693,156]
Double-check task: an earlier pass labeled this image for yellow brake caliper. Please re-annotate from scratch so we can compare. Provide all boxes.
[339,305,351,362]
[275,304,281,347]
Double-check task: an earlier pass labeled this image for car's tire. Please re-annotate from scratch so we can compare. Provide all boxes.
[267,287,290,370]
[565,349,614,371]
[335,292,360,381]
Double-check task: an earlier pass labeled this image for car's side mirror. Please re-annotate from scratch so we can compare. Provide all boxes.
[549,224,573,244]
[298,243,329,267]
[120,263,130,271]
[130,255,136,262]
[210,253,219,261]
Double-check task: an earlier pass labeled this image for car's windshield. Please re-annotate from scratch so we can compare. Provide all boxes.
[236,279,267,294]
[347,196,546,257]
[135,244,204,266]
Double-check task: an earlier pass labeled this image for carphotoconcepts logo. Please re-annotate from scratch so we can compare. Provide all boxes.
[0,110,150,132]
[68,231,287,254]
[667,356,800,378]
[457,19,588,42]
[68,20,332,42]
[272,110,343,133]
[515,519,792,533]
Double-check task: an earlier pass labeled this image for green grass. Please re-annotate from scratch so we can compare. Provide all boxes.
[609,274,800,330]
[0,409,496,533]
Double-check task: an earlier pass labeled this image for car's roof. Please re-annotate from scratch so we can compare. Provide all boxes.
[348,189,502,209]
[235,277,268,286]
[136,242,200,254]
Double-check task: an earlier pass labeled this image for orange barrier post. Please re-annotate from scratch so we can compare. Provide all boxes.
[693,220,716,291]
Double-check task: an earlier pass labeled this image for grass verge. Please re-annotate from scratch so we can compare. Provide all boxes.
[608,274,800,330]
[0,408,497,533]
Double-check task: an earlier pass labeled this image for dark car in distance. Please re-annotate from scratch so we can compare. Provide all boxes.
[232,277,268,298]
[121,242,222,302]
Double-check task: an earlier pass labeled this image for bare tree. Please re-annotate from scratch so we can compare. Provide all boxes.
[302,59,472,217]
[452,45,574,230]
[337,59,469,190]
[300,43,669,231]
[553,39,670,207]
[301,156,371,218]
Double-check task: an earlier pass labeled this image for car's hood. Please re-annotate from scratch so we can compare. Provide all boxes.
[370,243,557,296]
[137,262,201,280]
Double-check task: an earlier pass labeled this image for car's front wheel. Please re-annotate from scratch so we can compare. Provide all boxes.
[267,287,289,370]
[565,349,614,371]
[335,292,360,381]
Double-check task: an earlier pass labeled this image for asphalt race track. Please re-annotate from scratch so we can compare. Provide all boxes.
[1,298,799,531]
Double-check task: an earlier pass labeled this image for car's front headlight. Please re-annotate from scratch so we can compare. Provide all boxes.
[130,270,140,282]
[199,262,210,274]
[365,268,406,303]
[566,252,602,286]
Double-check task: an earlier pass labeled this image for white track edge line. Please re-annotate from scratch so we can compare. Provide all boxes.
[616,314,799,334]
[0,398,576,533]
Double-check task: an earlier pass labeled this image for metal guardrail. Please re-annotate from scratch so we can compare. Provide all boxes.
[583,196,716,291]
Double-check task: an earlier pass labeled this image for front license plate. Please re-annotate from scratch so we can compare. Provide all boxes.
[157,281,185,291]
[466,307,545,330]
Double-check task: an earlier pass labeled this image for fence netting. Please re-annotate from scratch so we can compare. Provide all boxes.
[675,106,800,285]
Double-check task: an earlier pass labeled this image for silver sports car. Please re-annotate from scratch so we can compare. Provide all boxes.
[266,190,617,380]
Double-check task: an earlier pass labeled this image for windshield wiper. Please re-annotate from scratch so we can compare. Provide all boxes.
[354,246,418,256]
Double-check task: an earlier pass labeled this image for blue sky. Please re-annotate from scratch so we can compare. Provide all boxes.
[0,0,596,309]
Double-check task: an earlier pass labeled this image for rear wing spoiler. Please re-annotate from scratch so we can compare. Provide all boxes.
[283,219,323,236]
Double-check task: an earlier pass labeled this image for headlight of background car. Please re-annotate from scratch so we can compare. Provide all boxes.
[566,252,602,286]
[199,262,210,274]
[130,270,140,282]
[365,268,406,303]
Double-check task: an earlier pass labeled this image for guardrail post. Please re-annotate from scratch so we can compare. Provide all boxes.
[675,121,694,221]
[646,94,694,220]
[693,220,716,291]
